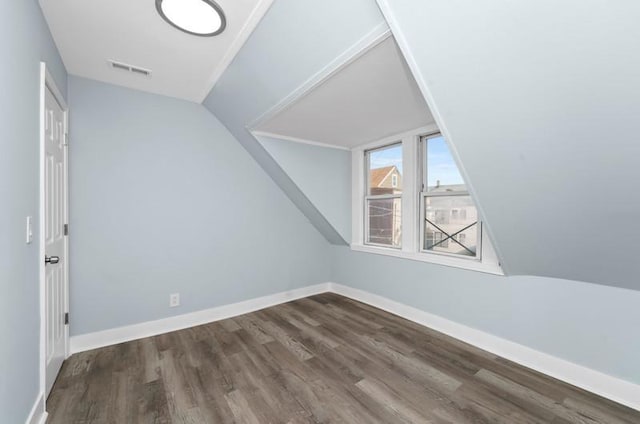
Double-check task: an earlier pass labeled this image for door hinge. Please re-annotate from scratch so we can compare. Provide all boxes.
[64,312,69,325]
[64,223,69,236]
[64,133,69,146]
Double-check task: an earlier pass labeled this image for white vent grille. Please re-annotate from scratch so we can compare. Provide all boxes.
[108,60,152,77]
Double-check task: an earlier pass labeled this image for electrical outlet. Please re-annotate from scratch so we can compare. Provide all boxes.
[169,293,180,308]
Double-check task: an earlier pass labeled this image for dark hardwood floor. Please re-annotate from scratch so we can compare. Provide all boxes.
[47,293,640,423]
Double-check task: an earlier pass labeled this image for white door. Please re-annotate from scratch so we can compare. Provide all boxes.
[44,83,68,396]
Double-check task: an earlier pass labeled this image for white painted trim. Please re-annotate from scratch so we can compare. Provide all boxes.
[251,130,351,151]
[66,280,640,411]
[352,123,439,152]
[25,392,47,424]
[70,283,330,354]
[351,123,503,275]
[375,0,508,274]
[350,244,504,275]
[400,133,418,253]
[353,124,439,254]
[198,0,275,103]
[247,22,391,131]
[39,62,70,405]
[352,146,365,246]
[38,63,46,420]
[328,283,640,412]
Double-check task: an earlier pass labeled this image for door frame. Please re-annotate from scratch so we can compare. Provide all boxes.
[39,62,70,401]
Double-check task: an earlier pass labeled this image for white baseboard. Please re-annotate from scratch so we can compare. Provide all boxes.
[327,282,640,412]
[25,392,47,424]
[70,283,330,354]
[68,281,639,412]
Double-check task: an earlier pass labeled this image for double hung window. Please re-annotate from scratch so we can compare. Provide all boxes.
[420,133,480,259]
[353,127,501,274]
[364,143,403,248]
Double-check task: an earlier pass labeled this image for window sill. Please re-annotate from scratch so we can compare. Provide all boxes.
[350,244,504,276]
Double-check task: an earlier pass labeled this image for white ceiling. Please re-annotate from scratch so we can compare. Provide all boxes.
[254,36,435,149]
[39,0,272,102]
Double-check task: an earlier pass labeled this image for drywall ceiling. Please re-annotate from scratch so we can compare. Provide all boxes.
[254,36,434,148]
[378,0,640,290]
[203,0,387,245]
[39,0,272,102]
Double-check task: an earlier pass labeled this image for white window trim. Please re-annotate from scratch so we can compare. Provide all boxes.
[418,132,483,260]
[351,125,503,275]
[364,143,403,249]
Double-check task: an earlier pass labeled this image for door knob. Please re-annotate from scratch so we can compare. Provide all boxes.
[45,255,60,265]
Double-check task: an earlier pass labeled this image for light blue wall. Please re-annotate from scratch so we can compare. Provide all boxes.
[0,1,67,422]
[203,0,640,388]
[250,131,640,386]
[67,76,331,336]
[377,0,640,290]
[203,0,385,245]
[3,1,637,420]
[332,246,640,385]
[259,136,351,242]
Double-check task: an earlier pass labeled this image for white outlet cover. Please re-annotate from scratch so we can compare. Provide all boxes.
[169,293,180,307]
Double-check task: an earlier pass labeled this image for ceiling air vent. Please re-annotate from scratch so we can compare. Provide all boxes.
[108,60,152,77]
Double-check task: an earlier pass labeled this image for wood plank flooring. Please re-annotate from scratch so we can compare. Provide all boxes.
[46,293,640,423]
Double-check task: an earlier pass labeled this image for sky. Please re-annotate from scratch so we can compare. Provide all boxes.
[426,135,465,187]
[370,143,403,172]
[369,136,465,187]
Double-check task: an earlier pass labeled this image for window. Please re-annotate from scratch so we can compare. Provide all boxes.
[421,133,480,258]
[365,143,402,248]
[352,126,502,275]
[432,231,449,248]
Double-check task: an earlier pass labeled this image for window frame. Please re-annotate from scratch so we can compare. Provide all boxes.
[364,142,403,249]
[351,125,503,275]
[418,132,482,261]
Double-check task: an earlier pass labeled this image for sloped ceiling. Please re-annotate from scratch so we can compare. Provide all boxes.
[202,0,640,290]
[378,0,640,290]
[203,0,388,245]
[255,36,434,148]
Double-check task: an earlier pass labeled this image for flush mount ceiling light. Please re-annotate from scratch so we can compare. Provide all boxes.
[156,0,226,37]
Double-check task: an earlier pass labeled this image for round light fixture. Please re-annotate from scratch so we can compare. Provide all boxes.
[156,0,226,37]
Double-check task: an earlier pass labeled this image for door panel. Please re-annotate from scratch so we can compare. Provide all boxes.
[44,85,67,396]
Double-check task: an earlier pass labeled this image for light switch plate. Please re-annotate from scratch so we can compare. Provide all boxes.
[26,216,33,244]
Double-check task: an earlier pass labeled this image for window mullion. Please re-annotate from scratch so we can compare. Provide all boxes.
[352,148,364,246]
[401,135,417,253]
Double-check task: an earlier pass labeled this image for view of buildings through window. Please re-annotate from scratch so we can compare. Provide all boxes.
[366,143,402,247]
[422,134,479,257]
[364,134,480,258]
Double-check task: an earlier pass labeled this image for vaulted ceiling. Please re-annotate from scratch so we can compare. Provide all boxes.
[204,0,640,291]
[37,0,640,291]
[204,0,388,245]
[254,36,434,148]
